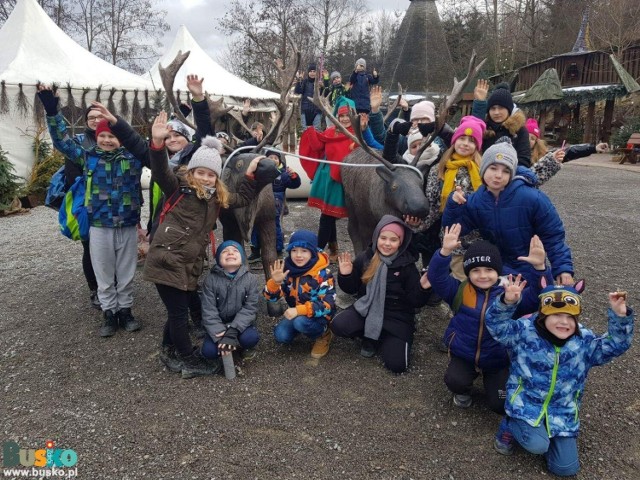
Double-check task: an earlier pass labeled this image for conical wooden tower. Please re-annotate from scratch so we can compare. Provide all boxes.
[381,0,454,96]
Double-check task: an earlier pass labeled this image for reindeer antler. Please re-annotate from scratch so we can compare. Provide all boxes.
[158,50,195,129]
[383,83,403,124]
[411,51,487,166]
[312,71,395,170]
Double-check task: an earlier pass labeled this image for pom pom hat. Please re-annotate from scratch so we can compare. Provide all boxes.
[187,136,223,176]
[526,118,541,138]
[451,116,486,151]
[487,83,514,115]
[480,138,519,180]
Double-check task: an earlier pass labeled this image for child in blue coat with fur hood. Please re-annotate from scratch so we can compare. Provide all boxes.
[486,278,634,476]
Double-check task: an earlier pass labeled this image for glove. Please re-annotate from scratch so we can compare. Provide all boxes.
[418,122,436,136]
[37,89,59,116]
[219,327,240,349]
[389,118,411,136]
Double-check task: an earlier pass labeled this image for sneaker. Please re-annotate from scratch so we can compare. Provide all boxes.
[310,329,333,358]
[159,345,183,373]
[360,338,376,358]
[453,394,472,408]
[247,247,261,264]
[494,418,515,455]
[180,350,220,379]
[89,290,101,310]
[118,308,141,332]
[99,310,118,337]
[241,348,257,360]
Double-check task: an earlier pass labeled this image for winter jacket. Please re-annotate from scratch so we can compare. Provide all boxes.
[442,166,573,281]
[428,250,551,370]
[485,297,634,437]
[272,162,301,201]
[338,245,431,342]
[46,114,96,187]
[472,101,531,167]
[143,147,257,291]
[348,70,379,112]
[264,252,336,321]
[294,77,320,115]
[200,264,259,338]
[322,80,349,107]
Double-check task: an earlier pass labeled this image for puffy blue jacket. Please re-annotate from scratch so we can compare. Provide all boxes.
[348,71,379,112]
[428,250,550,370]
[485,297,634,437]
[442,166,573,282]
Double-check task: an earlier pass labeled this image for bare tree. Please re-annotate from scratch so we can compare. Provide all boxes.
[589,0,640,59]
[69,0,103,53]
[302,0,367,55]
[0,0,74,28]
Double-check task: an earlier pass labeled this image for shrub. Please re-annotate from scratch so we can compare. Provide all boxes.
[0,146,22,210]
[610,116,640,149]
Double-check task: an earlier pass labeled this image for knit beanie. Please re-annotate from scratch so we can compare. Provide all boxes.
[355,58,366,69]
[410,101,436,122]
[337,105,350,116]
[286,230,319,253]
[330,71,341,82]
[380,222,404,243]
[487,83,514,115]
[463,240,502,277]
[187,136,223,176]
[95,120,114,137]
[526,118,541,138]
[263,147,282,162]
[308,64,316,72]
[407,130,423,148]
[216,240,245,265]
[480,138,518,180]
[451,116,486,151]
[167,119,192,141]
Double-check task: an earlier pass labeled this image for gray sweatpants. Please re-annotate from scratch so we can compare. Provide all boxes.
[89,226,137,313]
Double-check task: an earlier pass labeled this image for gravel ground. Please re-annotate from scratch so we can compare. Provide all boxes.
[1,162,639,480]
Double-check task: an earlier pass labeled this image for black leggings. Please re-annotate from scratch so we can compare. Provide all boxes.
[155,284,199,356]
[317,214,337,250]
[81,240,98,291]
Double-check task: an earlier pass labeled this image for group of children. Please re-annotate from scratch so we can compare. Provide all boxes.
[41,66,634,477]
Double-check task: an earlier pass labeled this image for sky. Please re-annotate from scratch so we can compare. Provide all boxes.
[158,0,411,64]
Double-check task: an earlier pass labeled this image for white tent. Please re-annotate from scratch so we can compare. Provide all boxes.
[0,0,155,179]
[145,25,279,106]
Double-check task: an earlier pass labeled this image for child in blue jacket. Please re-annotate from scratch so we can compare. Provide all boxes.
[428,224,552,411]
[348,58,379,114]
[486,278,634,476]
[442,138,574,286]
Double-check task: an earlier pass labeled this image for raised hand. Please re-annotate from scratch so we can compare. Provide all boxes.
[517,235,546,270]
[373,68,378,77]
[359,112,369,130]
[90,101,117,125]
[609,291,628,316]
[553,149,566,163]
[441,224,462,256]
[452,185,467,205]
[556,272,574,286]
[504,274,527,304]
[337,252,353,275]
[151,111,169,148]
[269,259,289,284]
[398,96,409,112]
[474,79,489,101]
[370,85,382,113]
[242,98,251,116]
[186,74,204,101]
[246,155,265,176]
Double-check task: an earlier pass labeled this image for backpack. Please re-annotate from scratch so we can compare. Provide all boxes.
[44,166,67,210]
[58,156,98,241]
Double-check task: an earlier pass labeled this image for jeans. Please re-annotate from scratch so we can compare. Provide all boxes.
[301,111,322,130]
[201,326,260,358]
[508,417,580,476]
[274,315,327,343]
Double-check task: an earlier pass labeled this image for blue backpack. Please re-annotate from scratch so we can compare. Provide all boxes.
[58,157,98,241]
[45,166,67,210]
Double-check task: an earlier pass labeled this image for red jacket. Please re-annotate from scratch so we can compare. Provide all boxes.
[299,126,357,183]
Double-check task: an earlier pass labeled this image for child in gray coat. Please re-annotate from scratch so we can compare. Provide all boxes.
[200,240,260,360]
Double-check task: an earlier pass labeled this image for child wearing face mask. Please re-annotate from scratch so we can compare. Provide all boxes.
[486,278,633,477]
[265,230,336,359]
[145,112,263,379]
[331,216,432,374]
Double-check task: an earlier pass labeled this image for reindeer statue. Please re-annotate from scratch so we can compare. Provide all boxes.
[311,52,486,253]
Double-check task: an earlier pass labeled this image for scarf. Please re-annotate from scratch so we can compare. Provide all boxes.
[354,252,399,340]
[439,152,482,211]
[402,142,440,164]
[284,251,319,278]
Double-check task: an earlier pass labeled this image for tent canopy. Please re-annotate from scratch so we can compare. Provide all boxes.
[0,0,153,90]
[145,25,279,103]
[518,68,564,105]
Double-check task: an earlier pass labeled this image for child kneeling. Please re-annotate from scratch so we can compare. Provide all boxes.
[332,215,432,374]
[200,241,260,362]
[486,278,634,476]
[265,230,336,358]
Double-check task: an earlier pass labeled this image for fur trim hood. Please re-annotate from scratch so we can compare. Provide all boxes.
[485,109,526,138]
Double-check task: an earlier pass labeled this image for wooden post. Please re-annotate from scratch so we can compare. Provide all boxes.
[583,101,595,143]
[601,98,615,143]
[538,108,547,137]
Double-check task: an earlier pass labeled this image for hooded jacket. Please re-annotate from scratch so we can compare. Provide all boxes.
[485,297,634,437]
[338,215,432,341]
[442,166,573,281]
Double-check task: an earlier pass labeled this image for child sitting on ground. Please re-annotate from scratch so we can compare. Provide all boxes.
[248,147,301,262]
[348,58,379,114]
[200,240,260,362]
[486,278,634,477]
[332,215,432,374]
[265,230,336,358]
[427,224,551,410]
